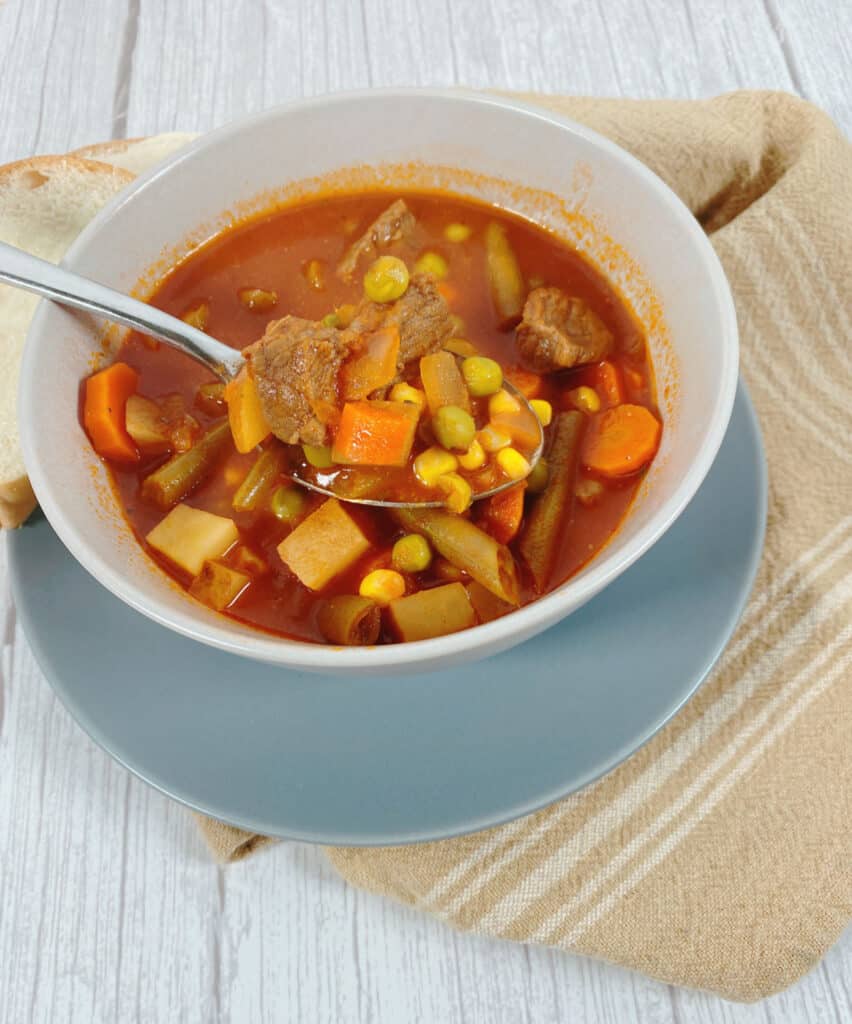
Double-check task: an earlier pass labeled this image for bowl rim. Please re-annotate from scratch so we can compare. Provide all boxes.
[20,87,740,672]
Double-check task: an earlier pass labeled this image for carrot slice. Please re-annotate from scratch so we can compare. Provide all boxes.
[224,368,271,453]
[83,362,140,463]
[331,401,420,466]
[477,482,527,545]
[582,404,661,478]
[596,360,625,407]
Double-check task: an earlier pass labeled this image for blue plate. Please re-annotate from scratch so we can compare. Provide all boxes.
[9,381,766,845]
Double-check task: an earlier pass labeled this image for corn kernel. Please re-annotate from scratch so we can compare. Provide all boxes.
[530,399,553,426]
[359,569,406,606]
[444,222,472,243]
[335,303,357,327]
[390,382,426,411]
[302,444,334,469]
[238,287,278,312]
[414,251,449,279]
[443,337,478,358]
[302,258,325,290]
[392,534,432,573]
[462,356,503,397]
[458,438,486,471]
[489,389,521,416]
[496,447,531,481]
[364,256,409,303]
[526,458,549,493]
[414,446,458,487]
[569,386,601,414]
[575,478,605,506]
[477,425,512,453]
[437,472,473,514]
[182,302,209,332]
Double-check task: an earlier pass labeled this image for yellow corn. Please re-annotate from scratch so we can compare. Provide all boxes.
[392,534,432,573]
[302,444,334,469]
[390,382,426,411]
[359,569,406,606]
[530,399,553,426]
[302,258,325,290]
[575,478,605,506]
[477,424,512,453]
[238,287,278,311]
[414,251,449,279]
[443,337,478,358]
[182,302,209,332]
[414,446,458,487]
[489,389,521,416]
[496,447,531,481]
[569,386,601,414]
[335,303,357,327]
[437,472,473,514]
[444,222,472,243]
[457,438,486,471]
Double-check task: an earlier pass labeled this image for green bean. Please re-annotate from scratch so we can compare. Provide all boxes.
[485,221,525,328]
[317,595,381,646]
[232,447,284,513]
[519,411,584,591]
[141,420,231,509]
[394,507,520,605]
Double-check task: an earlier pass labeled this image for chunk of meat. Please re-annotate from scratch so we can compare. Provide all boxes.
[349,273,453,374]
[337,200,416,282]
[515,287,613,373]
[244,317,356,446]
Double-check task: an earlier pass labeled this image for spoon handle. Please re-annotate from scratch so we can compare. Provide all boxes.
[0,240,244,380]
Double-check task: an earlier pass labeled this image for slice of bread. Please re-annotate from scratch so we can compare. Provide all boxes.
[0,134,193,527]
[73,133,196,176]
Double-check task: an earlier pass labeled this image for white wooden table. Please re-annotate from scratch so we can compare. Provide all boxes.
[1,2,850,1021]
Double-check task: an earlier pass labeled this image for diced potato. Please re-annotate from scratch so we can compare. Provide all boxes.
[189,560,250,611]
[420,350,471,415]
[229,544,269,577]
[277,498,371,591]
[125,395,170,453]
[387,583,475,642]
[341,327,401,400]
[146,503,239,577]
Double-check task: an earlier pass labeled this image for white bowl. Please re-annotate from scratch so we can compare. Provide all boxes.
[19,90,738,675]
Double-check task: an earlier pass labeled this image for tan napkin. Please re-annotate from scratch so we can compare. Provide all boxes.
[198,92,852,1002]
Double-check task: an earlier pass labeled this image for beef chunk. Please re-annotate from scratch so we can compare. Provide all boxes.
[337,200,416,282]
[243,275,452,446]
[515,287,614,373]
[349,273,453,374]
[244,317,356,446]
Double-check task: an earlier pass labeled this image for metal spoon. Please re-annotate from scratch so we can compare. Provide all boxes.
[0,240,543,508]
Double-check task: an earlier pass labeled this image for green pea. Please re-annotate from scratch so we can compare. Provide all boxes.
[432,405,476,452]
[271,485,306,523]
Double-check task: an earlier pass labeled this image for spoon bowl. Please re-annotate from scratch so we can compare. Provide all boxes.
[0,239,543,508]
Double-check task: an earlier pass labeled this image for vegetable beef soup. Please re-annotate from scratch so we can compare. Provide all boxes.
[81,192,661,645]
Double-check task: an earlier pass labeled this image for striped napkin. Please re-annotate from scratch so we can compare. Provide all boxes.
[199,92,852,1001]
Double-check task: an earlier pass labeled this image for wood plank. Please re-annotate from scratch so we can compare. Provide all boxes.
[0,0,129,163]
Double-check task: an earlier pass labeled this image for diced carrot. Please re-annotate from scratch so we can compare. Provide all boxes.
[331,401,420,467]
[83,362,140,463]
[477,483,527,545]
[341,326,400,400]
[596,360,625,407]
[224,368,271,453]
[582,404,661,478]
[504,366,543,399]
[490,407,541,450]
